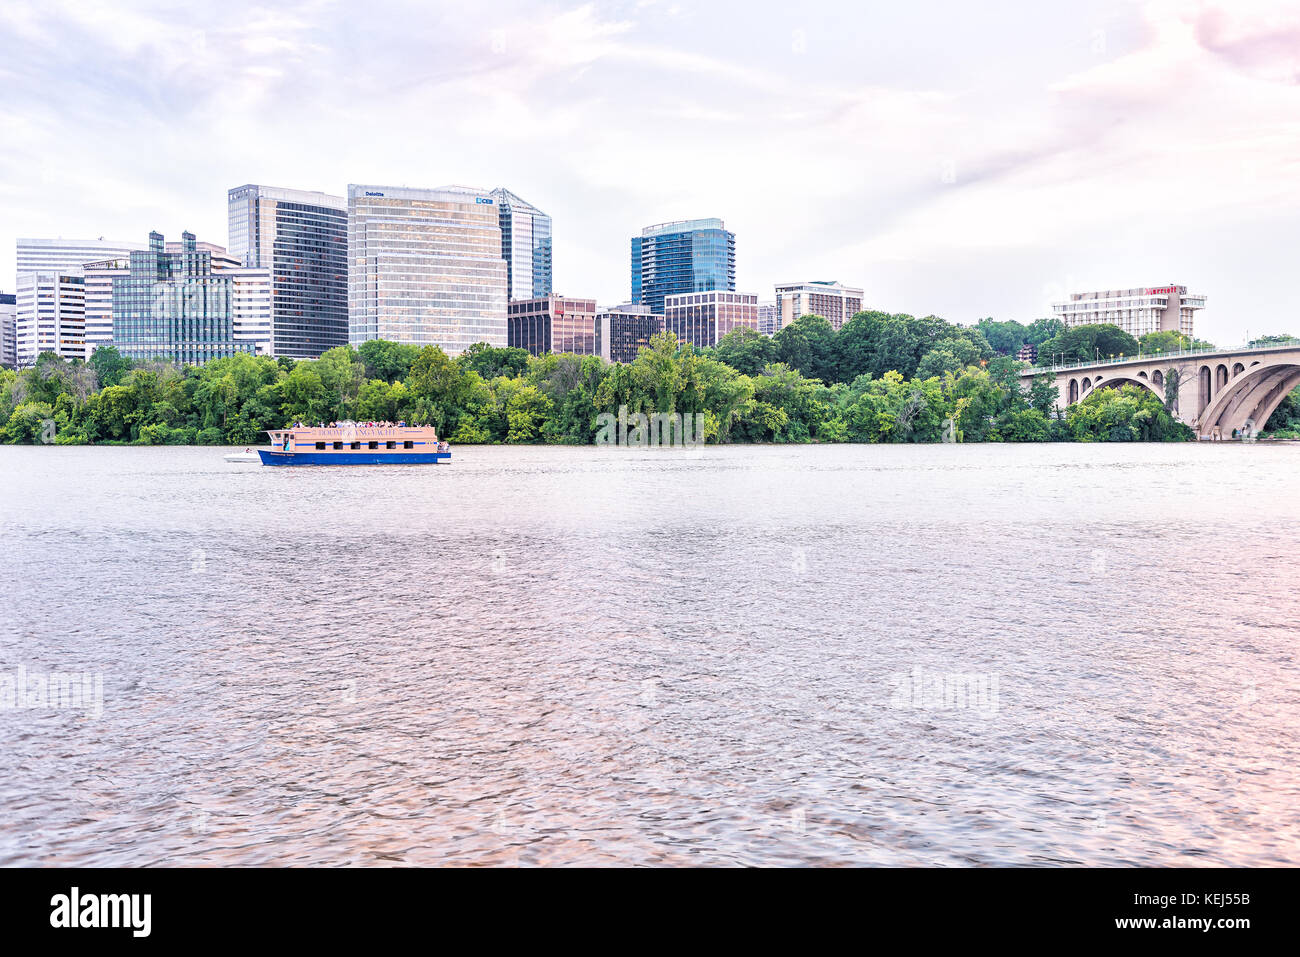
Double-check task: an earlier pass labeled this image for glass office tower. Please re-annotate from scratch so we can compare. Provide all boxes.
[227,184,348,358]
[348,184,508,354]
[490,188,552,300]
[630,218,735,315]
[111,231,253,365]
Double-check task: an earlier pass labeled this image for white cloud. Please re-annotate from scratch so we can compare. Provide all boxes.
[0,0,1296,340]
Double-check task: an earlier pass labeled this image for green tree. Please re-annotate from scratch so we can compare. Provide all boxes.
[711,327,779,376]
[406,345,484,436]
[976,318,1029,355]
[88,346,133,389]
[1066,385,1193,442]
[358,339,421,383]
[772,314,836,382]
[1037,323,1140,364]
[459,342,531,380]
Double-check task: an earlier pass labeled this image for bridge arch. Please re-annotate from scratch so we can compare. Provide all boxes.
[1198,361,1300,437]
[1068,378,1079,404]
[1152,369,1164,389]
[1199,366,1212,414]
[1216,364,1229,391]
[1085,373,1163,402]
[1232,362,1245,377]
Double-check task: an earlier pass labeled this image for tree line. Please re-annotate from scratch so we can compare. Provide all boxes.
[7,308,1267,447]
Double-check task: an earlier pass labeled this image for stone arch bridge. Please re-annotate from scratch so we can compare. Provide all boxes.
[1019,343,1300,439]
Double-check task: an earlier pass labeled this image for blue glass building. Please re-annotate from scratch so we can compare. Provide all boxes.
[491,188,552,300]
[630,218,735,315]
[112,231,253,365]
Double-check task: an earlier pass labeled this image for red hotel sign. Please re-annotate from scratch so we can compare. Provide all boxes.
[1145,286,1179,295]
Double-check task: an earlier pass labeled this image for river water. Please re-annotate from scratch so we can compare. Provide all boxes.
[1,442,1297,866]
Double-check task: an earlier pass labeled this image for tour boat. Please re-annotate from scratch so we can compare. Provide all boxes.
[258,423,452,466]
[224,449,260,463]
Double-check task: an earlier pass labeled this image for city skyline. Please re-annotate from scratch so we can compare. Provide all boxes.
[1,1,1298,345]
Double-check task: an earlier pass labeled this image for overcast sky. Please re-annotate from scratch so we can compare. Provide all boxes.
[2,0,1297,342]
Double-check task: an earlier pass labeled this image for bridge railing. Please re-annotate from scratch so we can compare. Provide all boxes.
[1022,338,1300,375]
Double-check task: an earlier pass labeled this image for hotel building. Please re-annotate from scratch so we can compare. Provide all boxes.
[508,295,597,356]
[15,272,85,365]
[663,290,759,349]
[631,218,735,315]
[1052,285,1205,338]
[348,184,508,354]
[774,280,863,332]
[757,302,779,336]
[491,188,552,300]
[227,184,348,358]
[596,304,662,364]
[1,293,17,368]
[110,231,254,366]
[16,237,145,276]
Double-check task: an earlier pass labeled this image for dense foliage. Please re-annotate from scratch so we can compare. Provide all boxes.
[0,313,1210,446]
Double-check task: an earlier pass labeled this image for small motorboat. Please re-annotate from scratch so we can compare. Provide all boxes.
[224,449,260,463]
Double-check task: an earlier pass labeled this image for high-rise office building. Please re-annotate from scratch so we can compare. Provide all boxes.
[1052,285,1205,338]
[83,257,132,359]
[16,238,145,276]
[631,218,735,315]
[596,303,662,364]
[663,291,758,349]
[227,264,273,356]
[348,184,508,354]
[757,302,779,336]
[0,293,17,368]
[15,272,85,365]
[111,231,254,366]
[507,295,597,356]
[227,184,348,358]
[490,188,552,300]
[774,280,863,332]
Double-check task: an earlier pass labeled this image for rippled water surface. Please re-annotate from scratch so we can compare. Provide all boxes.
[1,442,1298,866]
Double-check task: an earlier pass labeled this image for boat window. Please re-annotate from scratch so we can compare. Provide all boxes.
[386,441,396,449]
[368,441,378,449]
[333,441,343,450]
[350,442,361,450]
[315,441,326,450]
[403,440,414,449]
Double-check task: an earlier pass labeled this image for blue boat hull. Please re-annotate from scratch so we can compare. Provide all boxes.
[257,450,451,466]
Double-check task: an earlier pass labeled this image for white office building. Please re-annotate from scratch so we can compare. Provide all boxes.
[348,184,508,354]
[227,264,274,356]
[1052,285,1205,338]
[15,272,85,365]
[17,237,145,276]
[82,257,132,359]
[0,293,16,368]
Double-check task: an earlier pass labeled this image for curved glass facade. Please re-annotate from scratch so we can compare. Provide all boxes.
[491,188,552,300]
[631,218,735,315]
